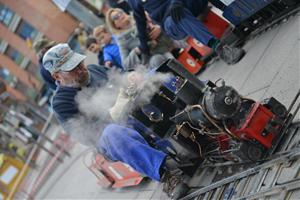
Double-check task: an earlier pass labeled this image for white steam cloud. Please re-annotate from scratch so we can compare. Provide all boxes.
[64,66,172,147]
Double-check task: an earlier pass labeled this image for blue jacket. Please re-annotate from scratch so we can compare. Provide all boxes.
[103,42,123,71]
[128,0,180,54]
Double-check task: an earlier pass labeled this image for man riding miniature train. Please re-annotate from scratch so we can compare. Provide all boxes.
[127,0,246,65]
[42,43,189,199]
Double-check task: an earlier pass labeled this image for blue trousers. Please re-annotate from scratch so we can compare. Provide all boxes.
[98,123,167,181]
[163,0,214,45]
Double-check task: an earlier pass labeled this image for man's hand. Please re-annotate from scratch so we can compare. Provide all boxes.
[170,1,184,23]
[125,72,143,97]
[148,25,161,40]
[127,72,142,86]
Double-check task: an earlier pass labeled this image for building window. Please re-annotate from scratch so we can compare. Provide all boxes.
[15,81,37,101]
[0,4,14,26]
[0,67,15,84]
[5,46,25,65]
[15,20,38,40]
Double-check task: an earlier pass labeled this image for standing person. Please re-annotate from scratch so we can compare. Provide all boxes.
[93,25,124,71]
[43,43,189,199]
[127,0,245,65]
[33,38,57,90]
[85,36,105,66]
[79,22,92,35]
[74,27,88,52]
[106,8,174,71]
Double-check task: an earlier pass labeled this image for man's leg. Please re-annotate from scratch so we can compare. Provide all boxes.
[98,123,166,181]
[209,0,226,11]
[148,54,169,69]
[163,8,245,65]
[164,9,214,45]
[184,0,208,17]
[98,124,190,198]
[184,0,226,13]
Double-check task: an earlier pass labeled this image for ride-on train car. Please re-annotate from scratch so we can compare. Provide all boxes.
[176,0,300,74]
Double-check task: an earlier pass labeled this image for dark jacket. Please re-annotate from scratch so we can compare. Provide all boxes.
[103,42,123,71]
[98,51,105,66]
[128,0,179,54]
[39,58,57,90]
[52,65,108,124]
[107,0,132,14]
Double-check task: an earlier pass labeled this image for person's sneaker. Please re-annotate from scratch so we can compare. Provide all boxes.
[215,43,246,65]
[161,169,189,199]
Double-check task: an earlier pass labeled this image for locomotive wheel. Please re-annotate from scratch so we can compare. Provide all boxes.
[261,98,287,119]
[171,182,190,200]
[240,141,265,162]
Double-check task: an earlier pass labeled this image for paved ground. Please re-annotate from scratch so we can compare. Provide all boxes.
[21,15,299,200]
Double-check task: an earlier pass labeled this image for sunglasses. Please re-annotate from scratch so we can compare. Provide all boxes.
[111,11,122,21]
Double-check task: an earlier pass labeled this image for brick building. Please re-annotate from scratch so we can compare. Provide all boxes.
[0,0,78,102]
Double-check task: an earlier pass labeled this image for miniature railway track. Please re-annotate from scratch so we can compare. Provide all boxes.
[181,123,300,200]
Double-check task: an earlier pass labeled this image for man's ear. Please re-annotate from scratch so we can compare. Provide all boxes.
[52,72,60,80]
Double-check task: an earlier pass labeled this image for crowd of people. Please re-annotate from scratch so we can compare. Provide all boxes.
[33,0,246,199]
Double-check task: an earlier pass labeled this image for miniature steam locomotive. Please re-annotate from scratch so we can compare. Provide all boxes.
[131,59,290,166]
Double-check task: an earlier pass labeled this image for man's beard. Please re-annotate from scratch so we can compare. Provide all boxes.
[67,71,90,88]
[77,71,91,87]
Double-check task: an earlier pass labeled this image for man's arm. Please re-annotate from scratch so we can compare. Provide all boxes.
[169,0,184,23]
[52,92,79,125]
[128,0,150,55]
[171,0,183,4]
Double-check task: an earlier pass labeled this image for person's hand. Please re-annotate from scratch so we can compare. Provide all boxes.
[170,1,183,23]
[134,47,141,55]
[127,72,142,86]
[104,61,112,68]
[125,72,143,97]
[149,40,158,49]
[148,25,161,40]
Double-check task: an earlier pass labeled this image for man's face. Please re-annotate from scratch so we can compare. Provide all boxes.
[87,43,101,53]
[53,62,90,87]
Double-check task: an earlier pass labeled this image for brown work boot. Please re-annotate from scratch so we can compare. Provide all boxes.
[161,169,189,199]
